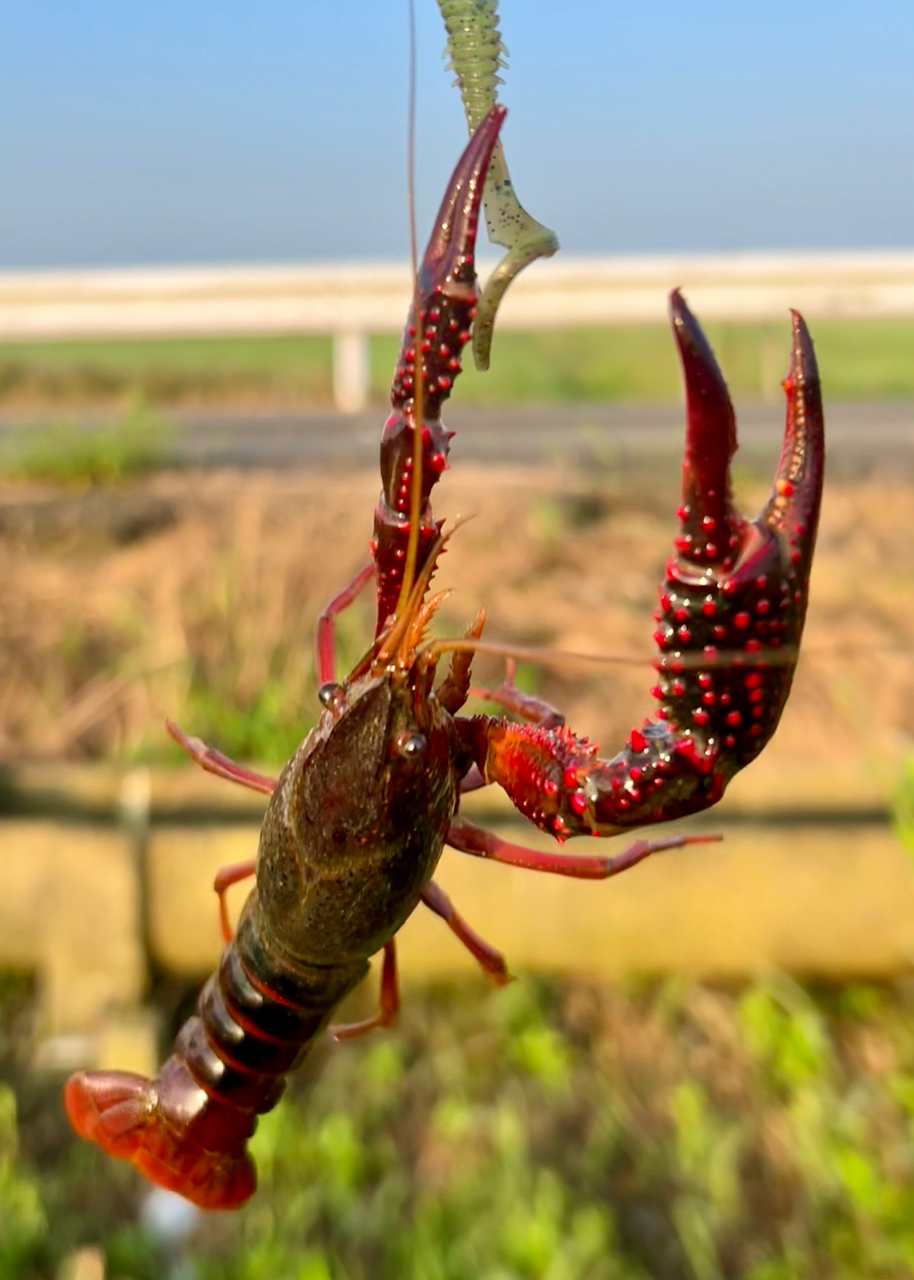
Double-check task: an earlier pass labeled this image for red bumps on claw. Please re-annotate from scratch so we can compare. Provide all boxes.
[470,292,824,836]
[375,107,506,630]
[657,290,825,772]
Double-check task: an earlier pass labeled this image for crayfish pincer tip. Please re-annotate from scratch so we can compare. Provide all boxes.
[668,289,691,346]
[453,103,505,195]
[668,288,709,345]
[668,291,737,536]
[669,289,730,399]
[780,309,823,457]
[787,310,820,390]
[423,105,506,275]
[763,307,824,551]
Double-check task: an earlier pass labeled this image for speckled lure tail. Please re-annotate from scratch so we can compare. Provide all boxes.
[64,104,824,1210]
[437,0,559,369]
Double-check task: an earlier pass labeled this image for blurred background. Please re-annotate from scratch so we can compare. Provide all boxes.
[2,2,914,1278]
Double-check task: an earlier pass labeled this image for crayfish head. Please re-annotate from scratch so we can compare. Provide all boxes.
[257,666,458,962]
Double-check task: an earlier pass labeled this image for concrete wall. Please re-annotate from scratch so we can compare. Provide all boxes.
[2,755,911,1062]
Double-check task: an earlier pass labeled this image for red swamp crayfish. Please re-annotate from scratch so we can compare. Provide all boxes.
[64,108,825,1209]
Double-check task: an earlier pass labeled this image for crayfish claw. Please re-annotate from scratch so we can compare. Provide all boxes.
[419,104,507,303]
[469,294,825,841]
[659,292,825,773]
[761,309,825,580]
[375,107,506,631]
[390,104,506,422]
[670,288,742,571]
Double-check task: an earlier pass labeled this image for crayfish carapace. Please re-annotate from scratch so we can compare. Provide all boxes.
[65,107,824,1208]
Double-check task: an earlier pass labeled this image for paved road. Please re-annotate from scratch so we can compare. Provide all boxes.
[1,401,912,475]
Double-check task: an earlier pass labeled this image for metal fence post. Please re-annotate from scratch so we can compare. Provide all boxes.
[332,328,370,413]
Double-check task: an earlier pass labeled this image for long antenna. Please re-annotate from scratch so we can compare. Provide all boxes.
[395,0,426,620]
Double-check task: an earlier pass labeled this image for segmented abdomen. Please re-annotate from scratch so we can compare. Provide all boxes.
[182,895,367,1113]
[65,893,367,1209]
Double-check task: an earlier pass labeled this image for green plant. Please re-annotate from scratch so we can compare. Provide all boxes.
[0,1086,46,1279]
[9,976,914,1278]
[0,404,174,485]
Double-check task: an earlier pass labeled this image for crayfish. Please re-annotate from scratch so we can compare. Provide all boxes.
[64,107,824,1209]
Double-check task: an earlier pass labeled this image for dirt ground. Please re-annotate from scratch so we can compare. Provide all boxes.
[0,455,912,792]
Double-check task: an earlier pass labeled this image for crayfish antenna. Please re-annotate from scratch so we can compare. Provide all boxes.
[761,310,825,583]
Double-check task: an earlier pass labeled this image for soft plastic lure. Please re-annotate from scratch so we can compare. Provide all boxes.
[438,0,559,369]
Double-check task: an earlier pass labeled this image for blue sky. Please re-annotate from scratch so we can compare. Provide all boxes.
[1,1,912,268]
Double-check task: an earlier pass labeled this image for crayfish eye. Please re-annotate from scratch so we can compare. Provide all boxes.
[397,732,427,759]
[318,682,344,712]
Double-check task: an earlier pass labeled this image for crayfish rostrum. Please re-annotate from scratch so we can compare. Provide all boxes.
[65,107,824,1209]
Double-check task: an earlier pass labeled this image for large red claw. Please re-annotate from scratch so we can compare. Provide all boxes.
[469,294,824,840]
[657,290,825,773]
[374,107,506,631]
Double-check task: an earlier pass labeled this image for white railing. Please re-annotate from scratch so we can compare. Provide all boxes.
[0,251,911,412]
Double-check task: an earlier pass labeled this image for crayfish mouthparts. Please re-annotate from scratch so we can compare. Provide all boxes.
[475,291,824,839]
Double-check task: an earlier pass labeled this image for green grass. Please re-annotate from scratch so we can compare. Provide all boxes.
[0,319,912,412]
[0,1084,45,1279]
[0,406,174,484]
[403,318,914,405]
[7,972,914,1279]
[0,333,333,408]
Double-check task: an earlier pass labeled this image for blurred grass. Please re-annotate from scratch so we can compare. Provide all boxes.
[0,334,333,410]
[6,971,914,1279]
[0,406,174,485]
[374,318,914,405]
[0,319,912,412]
[168,590,372,768]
